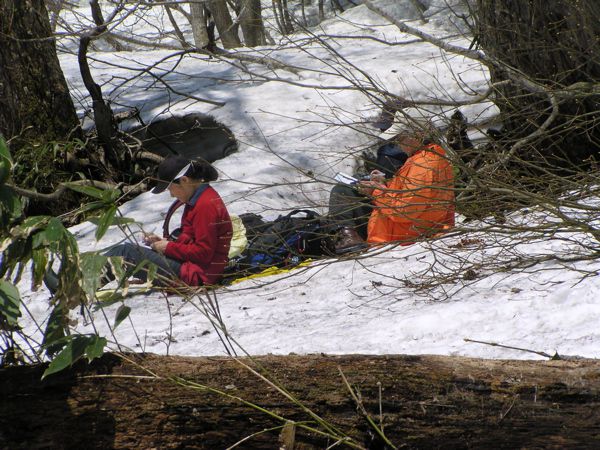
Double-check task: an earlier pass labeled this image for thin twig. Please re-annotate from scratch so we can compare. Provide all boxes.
[498,395,519,424]
[338,366,397,450]
[464,338,554,359]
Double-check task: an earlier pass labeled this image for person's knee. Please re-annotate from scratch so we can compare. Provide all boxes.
[104,243,138,260]
[104,244,124,258]
[331,183,353,196]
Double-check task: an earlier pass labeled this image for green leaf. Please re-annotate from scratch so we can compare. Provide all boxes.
[101,188,120,203]
[94,289,125,309]
[20,215,51,228]
[9,216,51,252]
[0,161,8,186]
[0,135,11,163]
[107,256,126,284]
[60,228,80,255]
[42,305,67,357]
[94,286,152,308]
[113,216,136,226]
[63,183,105,199]
[133,259,155,278]
[0,185,22,221]
[84,335,107,362]
[10,216,50,240]
[42,334,106,379]
[31,248,48,288]
[80,252,107,297]
[45,217,66,241]
[42,335,88,379]
[0,137,11,185]
[88,215,135,227]
[94,205,117,241]
[145,261,157,284]
[31,230,48,249]
[0,280,22,328]
[113,305,131,329]
[78,200,105,214]
[31,219,65,249]
[0,239,30,276]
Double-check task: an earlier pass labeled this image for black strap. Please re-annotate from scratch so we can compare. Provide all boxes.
[284,209,319,220]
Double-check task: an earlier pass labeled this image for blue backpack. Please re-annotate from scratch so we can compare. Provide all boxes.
[237,209,335,273]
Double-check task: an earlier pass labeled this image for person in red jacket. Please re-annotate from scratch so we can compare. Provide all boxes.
[44,156,232,293]
[106,155,233,286]
[332,132,454,253]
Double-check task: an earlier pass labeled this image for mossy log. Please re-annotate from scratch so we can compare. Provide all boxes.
[2,353,600,449]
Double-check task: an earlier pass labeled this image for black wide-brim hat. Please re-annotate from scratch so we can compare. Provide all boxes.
[151,155,218,194]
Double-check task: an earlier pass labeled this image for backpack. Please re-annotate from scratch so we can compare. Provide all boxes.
[237,212,270,241]
[236,209,335,274]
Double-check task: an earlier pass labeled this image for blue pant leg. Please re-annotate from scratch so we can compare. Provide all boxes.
[104,243,182,284]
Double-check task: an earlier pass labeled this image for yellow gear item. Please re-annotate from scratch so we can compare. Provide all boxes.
[230,259,313,284]
[228,214,248,259]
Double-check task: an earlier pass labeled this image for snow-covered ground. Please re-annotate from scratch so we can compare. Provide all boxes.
[18,1,600,361]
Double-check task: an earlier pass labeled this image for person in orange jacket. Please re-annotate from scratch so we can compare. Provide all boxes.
[332,132,455,253]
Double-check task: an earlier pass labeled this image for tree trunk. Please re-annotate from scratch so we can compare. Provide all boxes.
[190,1,210,48]
[272,0,293,35]
[0,0,81,148]
[78,0,127,173]
[272,0,285,35]
[318,0,325,23]
[207,0,241,49]
[281,0,294,34]
[477,0,600,163]
[239,0,265,47]
[2,353,600,449]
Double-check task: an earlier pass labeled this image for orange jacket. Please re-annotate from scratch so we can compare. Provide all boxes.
[367,144,455,245]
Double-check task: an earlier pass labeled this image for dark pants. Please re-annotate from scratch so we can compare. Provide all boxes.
[104,243,182,285]
[328,184,372,239]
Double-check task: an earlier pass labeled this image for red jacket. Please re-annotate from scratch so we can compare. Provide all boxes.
[164,186,232,285]
[367,144,455,244]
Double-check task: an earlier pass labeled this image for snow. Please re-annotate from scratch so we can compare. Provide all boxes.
[17,1,600,361]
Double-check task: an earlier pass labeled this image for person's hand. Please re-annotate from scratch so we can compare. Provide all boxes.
[370,170,385,183]
[143,232,161,246]
[369,170,386,184]
[357,180,385,196]
[151,239,169,254]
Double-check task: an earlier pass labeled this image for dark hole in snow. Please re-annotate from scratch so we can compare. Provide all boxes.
[129,113,238,163]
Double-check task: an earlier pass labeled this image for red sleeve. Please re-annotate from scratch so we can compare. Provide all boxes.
[163,195,220,266]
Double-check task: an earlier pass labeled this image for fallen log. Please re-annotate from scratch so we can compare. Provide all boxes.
[1,353,600,449]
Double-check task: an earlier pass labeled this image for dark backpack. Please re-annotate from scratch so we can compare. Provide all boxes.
[237,209,335,273]
[237,212,270,241]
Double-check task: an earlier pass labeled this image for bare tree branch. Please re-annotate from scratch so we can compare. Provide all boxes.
[7,179,147,201]
[363,0,485,62]
[164,3,192,48]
